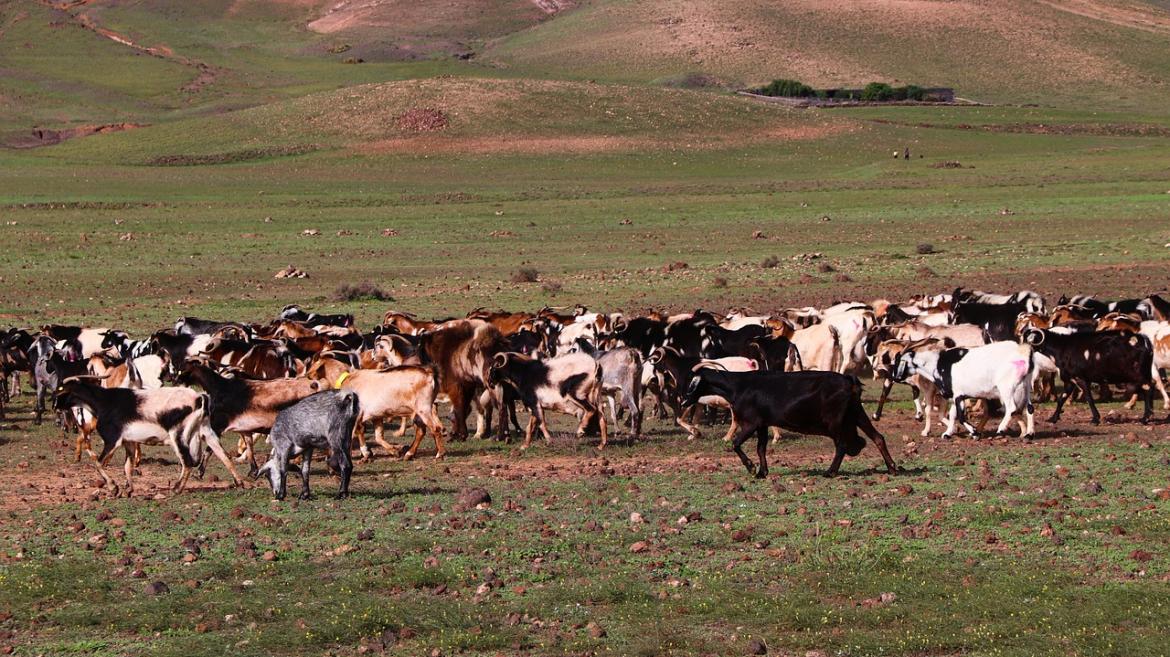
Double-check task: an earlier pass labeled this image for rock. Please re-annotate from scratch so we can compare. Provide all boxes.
[586,621,606,638]
[261,550,277,561]
[748,638,767,654]
[1083,480,1104,494]
[144,581,169,595]
[381,228,399,237]
[274,265,309,279]
[629,512,644,524]
[357,528,375,541]
[455,487,491,511]
[629,541,649,554]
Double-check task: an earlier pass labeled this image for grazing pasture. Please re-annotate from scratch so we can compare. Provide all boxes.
[3,1,1170,655]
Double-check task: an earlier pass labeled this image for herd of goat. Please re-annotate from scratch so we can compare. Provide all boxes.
[1,287,1168,500]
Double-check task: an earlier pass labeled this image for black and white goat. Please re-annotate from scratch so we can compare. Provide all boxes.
[487,352,608,449]
[53,378,242,496]
[893,341,1035,439]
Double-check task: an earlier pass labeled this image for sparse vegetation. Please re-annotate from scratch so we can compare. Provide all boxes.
[712,276,729,288]
[916,243,936,255]
[541,280,563,293]
[760,255,781,269]
[511,267,540,283]
[332,282,392,302]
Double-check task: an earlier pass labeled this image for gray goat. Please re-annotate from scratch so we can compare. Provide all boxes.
[256,390,360,500]
[569,337,643,437]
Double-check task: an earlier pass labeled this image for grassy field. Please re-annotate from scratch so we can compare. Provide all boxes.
[3,0,1170,655]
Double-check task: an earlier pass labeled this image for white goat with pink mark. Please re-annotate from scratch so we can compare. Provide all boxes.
[893,341,1035,439]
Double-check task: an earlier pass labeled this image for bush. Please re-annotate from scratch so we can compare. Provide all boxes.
[541,280,563,293]
[916,243,935,255]
[758,78,816,98]
[332,282,392,302]
[904,85,926,101]
[861,82,895,102]
[760,255,781,269]
[511,267,539,283]
[712,277,729,288]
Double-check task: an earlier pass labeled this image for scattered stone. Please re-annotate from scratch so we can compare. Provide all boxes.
[748,638,767,655]
[144,581,169,595]
[586,621,606,638]
[629,541,649,553]
[454,487,491,512]
[274,265,309,279]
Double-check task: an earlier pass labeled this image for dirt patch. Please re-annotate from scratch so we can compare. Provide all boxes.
[356,122,852,156]
[5,123,146,149]
[395,108,449,132]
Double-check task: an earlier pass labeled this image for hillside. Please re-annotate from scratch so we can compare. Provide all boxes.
[484,0,1170,110]
[4,0,1169,144]
[45,76,847,163]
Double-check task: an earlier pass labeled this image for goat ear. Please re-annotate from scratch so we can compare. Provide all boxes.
[492,352,508,368]
[254,460,272,479]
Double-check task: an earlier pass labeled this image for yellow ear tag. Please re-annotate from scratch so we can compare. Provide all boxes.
[333,371,351,389]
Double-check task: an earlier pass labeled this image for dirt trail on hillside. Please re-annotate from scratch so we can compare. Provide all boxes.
[1039,0,1170,34]
[35,0,219,94]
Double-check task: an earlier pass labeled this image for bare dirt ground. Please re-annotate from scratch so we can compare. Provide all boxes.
[1,394,1161,516]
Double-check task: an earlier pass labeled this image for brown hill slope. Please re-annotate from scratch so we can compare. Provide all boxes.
[484,0,1170,109]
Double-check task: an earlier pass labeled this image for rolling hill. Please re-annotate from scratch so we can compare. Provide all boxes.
[4,0,1169,146]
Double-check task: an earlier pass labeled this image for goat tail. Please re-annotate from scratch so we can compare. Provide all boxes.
[828,324,843,373]
[343,388,361,421]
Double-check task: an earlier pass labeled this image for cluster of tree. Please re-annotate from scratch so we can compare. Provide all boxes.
[754,79,929,102]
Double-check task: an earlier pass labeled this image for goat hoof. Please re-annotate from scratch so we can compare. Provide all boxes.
[298,494,312,501]
[754,469,768,480]
[1089,418,1101,426]
[400,451,416,461]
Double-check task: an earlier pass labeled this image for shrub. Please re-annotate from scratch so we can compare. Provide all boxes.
[761,255,781,269]
[759,78,816,98]
[916,243,935,255]
[861,82,895,101]
[712,277,729,288]
[332,282,392,302]
[904,85,926,101]
[817,262,836,273]
[541,280,563,293]
[511,267,539,283]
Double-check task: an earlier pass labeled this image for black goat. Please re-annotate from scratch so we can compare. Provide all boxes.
[683,369,898,478]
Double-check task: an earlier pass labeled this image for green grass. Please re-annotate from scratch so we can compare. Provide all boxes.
[3,399,1170,656]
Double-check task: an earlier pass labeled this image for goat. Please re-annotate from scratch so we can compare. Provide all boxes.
[256,390,360,500]
[683,369,898,478]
